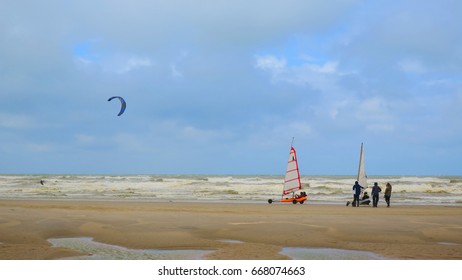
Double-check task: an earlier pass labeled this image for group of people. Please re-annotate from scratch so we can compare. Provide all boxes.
[294,191,308,199]
[347,181,392,207]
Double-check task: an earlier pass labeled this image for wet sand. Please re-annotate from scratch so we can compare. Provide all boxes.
[0,200,461,259]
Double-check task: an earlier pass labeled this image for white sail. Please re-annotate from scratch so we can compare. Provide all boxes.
[283,147,302,195]
[357,143,367,189]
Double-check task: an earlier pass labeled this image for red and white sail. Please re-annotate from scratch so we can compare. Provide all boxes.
[283,147,302,195]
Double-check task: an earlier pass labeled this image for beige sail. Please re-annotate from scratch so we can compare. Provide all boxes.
[357,143,368,189]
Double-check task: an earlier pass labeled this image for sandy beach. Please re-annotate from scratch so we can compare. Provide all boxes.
[0,199,461,260]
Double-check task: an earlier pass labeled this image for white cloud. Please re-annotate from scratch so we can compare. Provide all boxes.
[287,121,313,136]
[255,54,340,91]
[181,125,233,141]
[398,59,427,74]
[305,61,339,74]
[71,42,153,74]
[424,78,453,87]
[170,51,189,78]
[170,64,183,78]
[328,100,350,120]
[359,97,387,113]
[154,120,234,143]
[109,56,152,74]
[255,55,287,72]
[114,133,145,152]
[1,0,461,175]
[75,134,96,145]
[0,113,35,129]
[366,123,394,133]
[25,143,54,153]
[74,57,94,66]
[356,97,396,133]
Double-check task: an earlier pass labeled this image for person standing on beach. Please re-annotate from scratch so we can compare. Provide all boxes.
[371,182,382,207]
[384,182,392,207]
[352,181,363,207]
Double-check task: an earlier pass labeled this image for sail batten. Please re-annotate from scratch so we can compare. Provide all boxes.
[285,177,299,183]
[283,147,302,195]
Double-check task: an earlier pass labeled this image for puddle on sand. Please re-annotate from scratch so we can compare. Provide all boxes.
[218,239,244,244]
[49,237,213,260]
[281,248,386,260]
[437,242,460,246]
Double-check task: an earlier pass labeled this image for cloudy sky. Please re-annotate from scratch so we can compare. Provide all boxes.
[1,0,461,175]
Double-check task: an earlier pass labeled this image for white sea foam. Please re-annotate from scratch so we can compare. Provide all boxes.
[0,174,461,205]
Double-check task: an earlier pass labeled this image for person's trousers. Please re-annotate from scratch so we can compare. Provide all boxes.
[385,195,391,207]
[353,194,360,207]
[373,195,379,207]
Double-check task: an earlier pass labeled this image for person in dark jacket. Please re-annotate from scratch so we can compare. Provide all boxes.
[371,182,382,207]
[352,181,364,207]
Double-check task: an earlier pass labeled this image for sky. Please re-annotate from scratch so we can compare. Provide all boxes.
[1,0,461,176]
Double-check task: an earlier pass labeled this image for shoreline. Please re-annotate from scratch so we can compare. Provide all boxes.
[1,199,461,260]
[2,197,461,207]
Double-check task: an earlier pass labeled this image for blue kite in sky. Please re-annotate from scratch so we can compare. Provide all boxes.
[107,96,126,116]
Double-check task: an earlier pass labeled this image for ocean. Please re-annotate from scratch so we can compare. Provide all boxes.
[0,174,461,205]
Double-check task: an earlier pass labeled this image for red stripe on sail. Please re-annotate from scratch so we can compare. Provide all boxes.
[284,177,299,183]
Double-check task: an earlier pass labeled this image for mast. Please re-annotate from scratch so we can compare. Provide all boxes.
[357,142,363,181]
